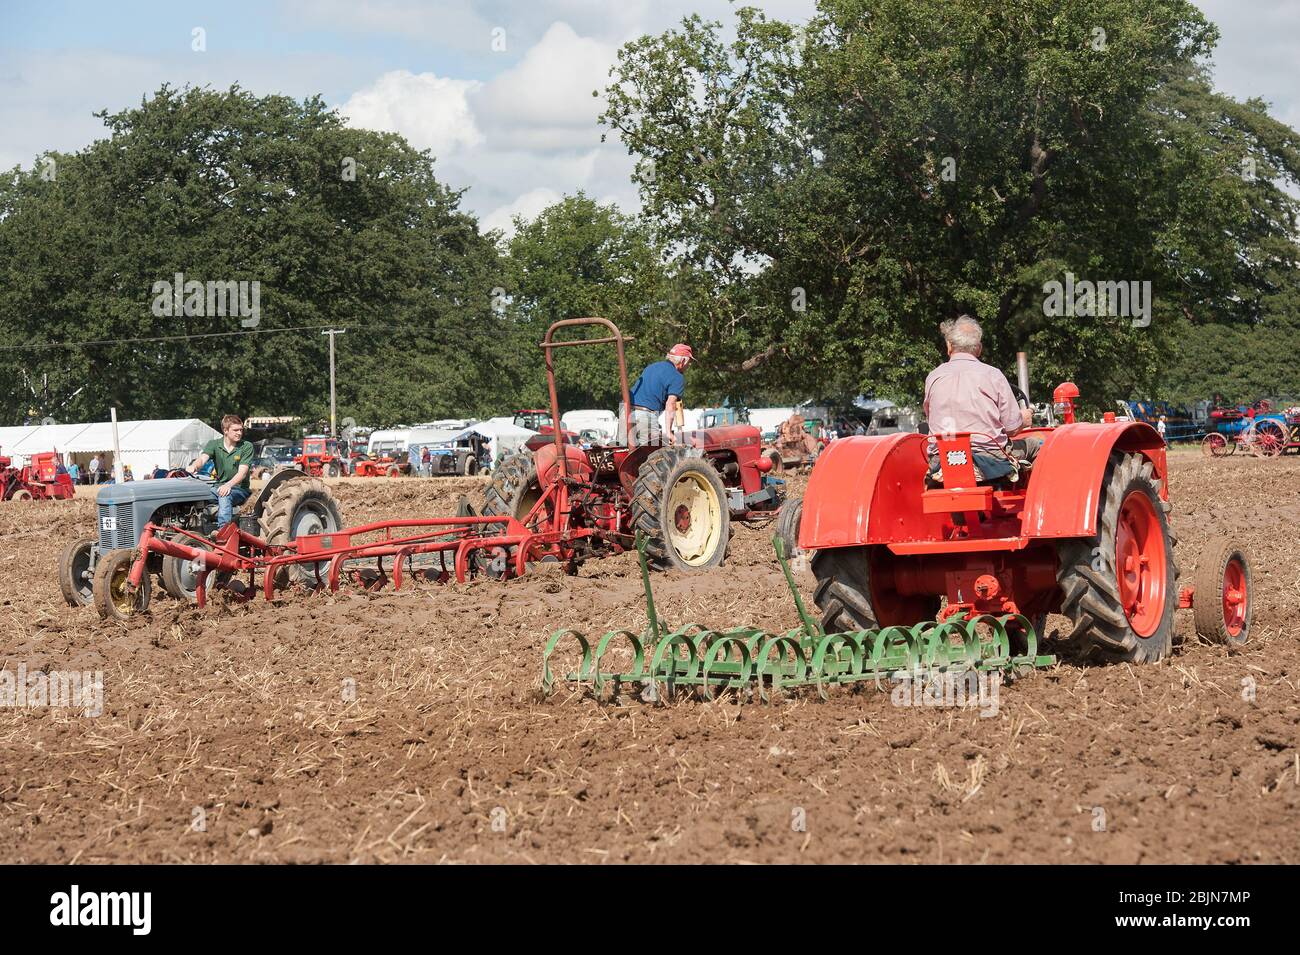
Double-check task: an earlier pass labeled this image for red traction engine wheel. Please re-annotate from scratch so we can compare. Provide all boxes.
[1200,432,1229,457]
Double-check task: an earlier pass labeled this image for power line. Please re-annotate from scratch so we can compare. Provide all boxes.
[0,321,413,352]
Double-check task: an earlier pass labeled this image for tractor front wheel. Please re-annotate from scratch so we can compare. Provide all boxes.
[160,537,222,603]
[93,548,151,621]
[631,448,729,570]
[1056,452,1177,663]
[1201,433,1226,457]
[58,537,96,606]
[1192,537,1251,645]
[775,496,803,559]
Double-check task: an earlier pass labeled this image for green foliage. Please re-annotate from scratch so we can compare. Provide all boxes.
[502,193,678,410]
[601,0,1300,407]
[0,85,509,427]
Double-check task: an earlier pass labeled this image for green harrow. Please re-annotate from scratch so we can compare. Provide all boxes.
[539,534,1056,702]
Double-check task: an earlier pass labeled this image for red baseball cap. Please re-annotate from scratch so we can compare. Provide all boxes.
[668,343,694,360]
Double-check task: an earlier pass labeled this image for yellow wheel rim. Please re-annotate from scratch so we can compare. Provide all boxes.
[108,558,141,615]
[666,471,722,566]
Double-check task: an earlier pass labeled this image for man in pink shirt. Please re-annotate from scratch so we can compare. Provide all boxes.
[923,315,1040,474]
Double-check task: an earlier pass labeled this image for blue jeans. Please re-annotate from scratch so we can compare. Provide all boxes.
[216,485,250,529]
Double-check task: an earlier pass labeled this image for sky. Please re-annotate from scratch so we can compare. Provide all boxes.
[0,0,1296,234]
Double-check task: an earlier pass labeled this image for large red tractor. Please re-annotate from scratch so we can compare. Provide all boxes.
[797,383,1251,662]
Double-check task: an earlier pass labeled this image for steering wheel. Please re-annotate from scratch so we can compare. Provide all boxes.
[1009,383,1031,410]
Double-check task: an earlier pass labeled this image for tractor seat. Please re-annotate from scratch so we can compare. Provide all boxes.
[924,433,1023,490]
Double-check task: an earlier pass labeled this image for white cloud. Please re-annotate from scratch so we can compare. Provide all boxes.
[481,186,563,234]
[339,70,483,155]
[471,21,615,152]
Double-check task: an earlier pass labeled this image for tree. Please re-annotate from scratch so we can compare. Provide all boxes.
[601,0,1300,407]
[0,84,511,427]
[502,193,677,410]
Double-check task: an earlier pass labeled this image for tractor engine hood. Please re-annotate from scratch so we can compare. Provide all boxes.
[95,477,216,507]
[682,424,761,450]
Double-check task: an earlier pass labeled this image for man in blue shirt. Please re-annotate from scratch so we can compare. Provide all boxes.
[625,344,693,446]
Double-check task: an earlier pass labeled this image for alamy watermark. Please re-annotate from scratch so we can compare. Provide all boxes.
[150,272,261,327]
[0,664,103,717]
[891,669,1001,718]
[1042,271,1151,328]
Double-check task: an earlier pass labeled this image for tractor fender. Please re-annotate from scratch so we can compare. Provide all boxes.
[798,433,935,549]
[1021,422,1167,538]
[534,442,593,488]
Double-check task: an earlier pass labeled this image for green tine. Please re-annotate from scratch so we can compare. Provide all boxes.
[772,535,820,639]
[636,531,661,645]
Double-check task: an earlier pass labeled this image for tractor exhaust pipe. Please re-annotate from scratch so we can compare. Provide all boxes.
[1016,352,1030,401]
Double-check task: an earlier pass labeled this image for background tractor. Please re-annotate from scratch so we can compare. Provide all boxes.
[60,468,342,617]
[480,318,783,571]
[1,449,76,501]
[295,435,347,477]
[792,382,1251,664]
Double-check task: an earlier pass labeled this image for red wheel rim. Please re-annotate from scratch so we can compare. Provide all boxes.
[1222,557,1247,637]
[1114,490,1168,637]
[1202,434,1225,458]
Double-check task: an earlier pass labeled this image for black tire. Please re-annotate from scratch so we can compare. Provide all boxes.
[481,451,545,529]
[1192,536,1251,646]
[1056,452,1178,663]
[812,546,940,632]
[259,477,344,588]
[630,447,730,570]
[462,456,479,477]
[58,537,95,606]
[160,537,218,602]
[327,461,341,478]
[775,496,803,560]
[93,548,151,622]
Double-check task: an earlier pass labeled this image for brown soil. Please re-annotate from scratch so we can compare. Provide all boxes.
[1,457,1297,864]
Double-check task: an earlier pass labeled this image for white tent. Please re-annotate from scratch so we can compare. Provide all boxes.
[0,418,220,477]
[463,420,536,463]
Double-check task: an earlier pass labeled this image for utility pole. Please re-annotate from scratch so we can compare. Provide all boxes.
[322,329,347,437]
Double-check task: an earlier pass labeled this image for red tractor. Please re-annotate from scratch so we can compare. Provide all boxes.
[94,319,785,620]
[1,449,75,501]
[796,383,1251,662]
[351,452,408,478]
[295,436,347,477]
[514,409,579,451]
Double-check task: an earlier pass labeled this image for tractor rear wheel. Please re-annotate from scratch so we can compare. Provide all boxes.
[93,548,151,621]
[1056,452,1178,663]
[12,488,33,501]
[259,477,343,588]
[812,546,940,632]
[462,456,479,477]
[481,452,546,530]
[630,447,729,570]
[58,537,96,606]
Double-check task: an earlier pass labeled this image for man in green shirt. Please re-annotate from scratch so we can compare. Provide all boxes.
[187,414,254,529]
